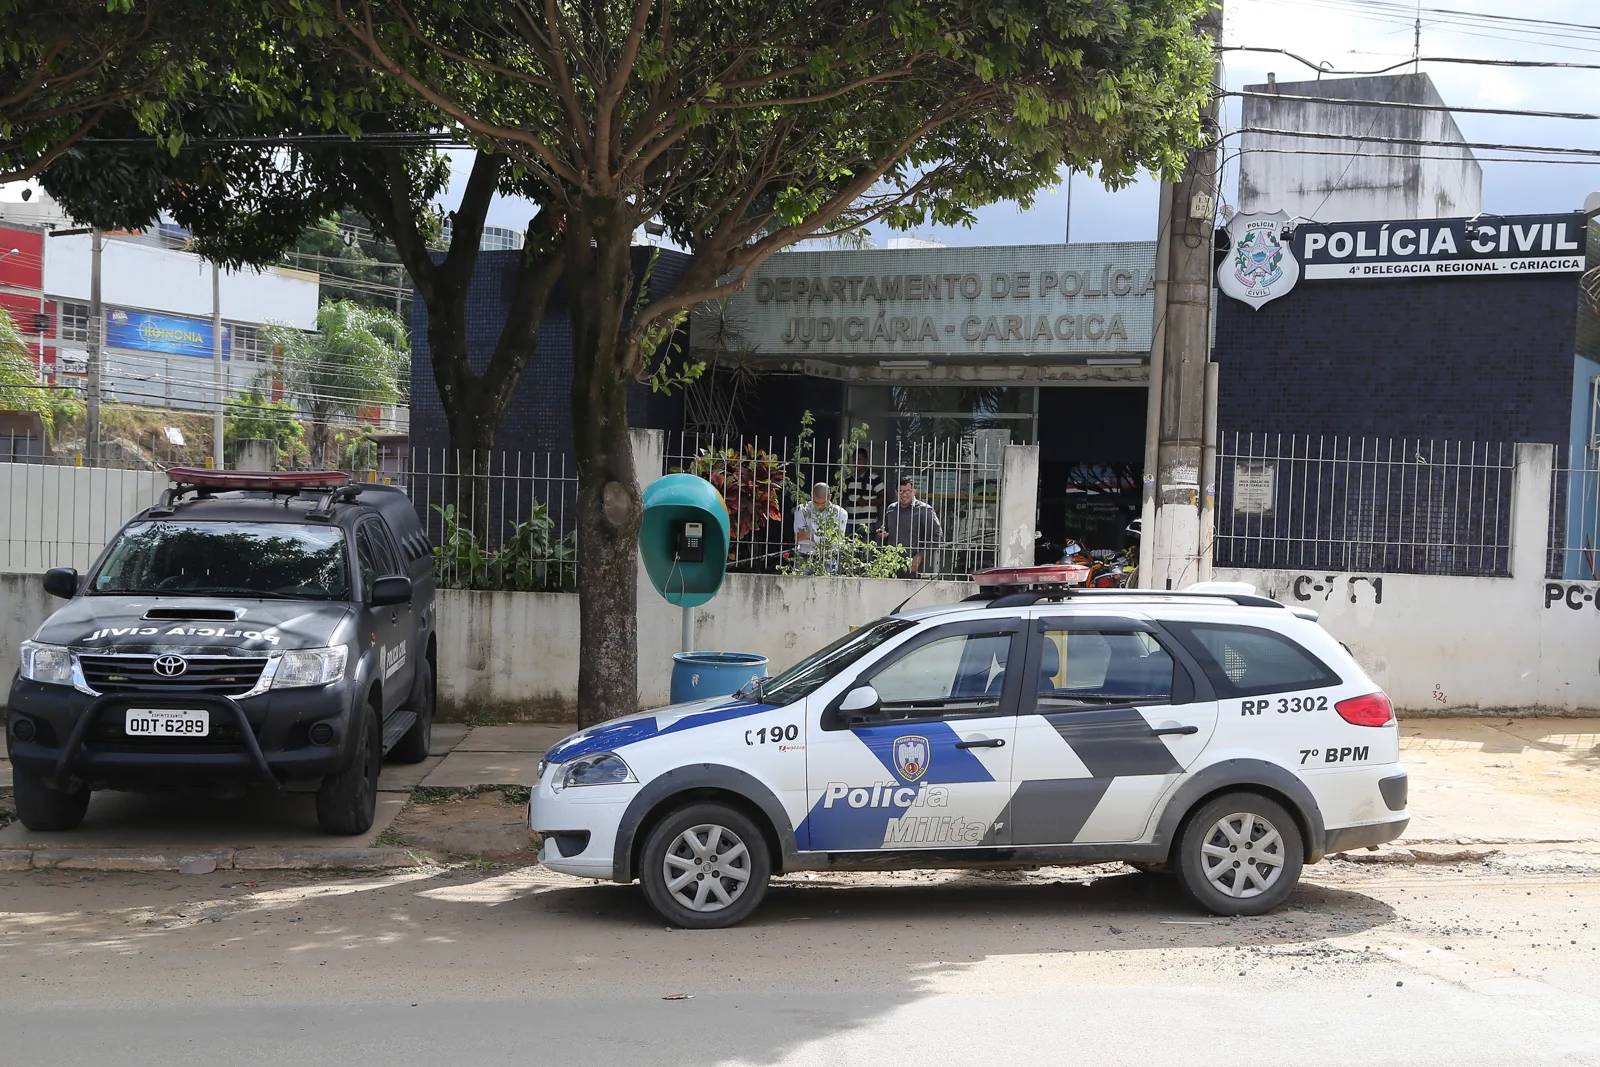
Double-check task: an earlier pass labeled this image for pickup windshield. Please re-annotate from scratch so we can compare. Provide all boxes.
[91,521,349,600]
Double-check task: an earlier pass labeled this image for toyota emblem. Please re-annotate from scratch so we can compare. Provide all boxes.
[152,654,188,678]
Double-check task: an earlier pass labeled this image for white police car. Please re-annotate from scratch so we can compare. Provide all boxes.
[529,567,1408,928]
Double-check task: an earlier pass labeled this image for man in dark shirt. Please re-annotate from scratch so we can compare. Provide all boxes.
[877,476,944,576]
[842,447,886,538]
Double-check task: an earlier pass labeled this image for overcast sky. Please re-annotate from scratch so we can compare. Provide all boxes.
[451,0,1600,248]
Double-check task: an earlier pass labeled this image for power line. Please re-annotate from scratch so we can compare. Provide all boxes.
[1233,125,1600,158]
[1218,46,1600,74]
[1226,89,1600,121]
[1231,145,1600,166]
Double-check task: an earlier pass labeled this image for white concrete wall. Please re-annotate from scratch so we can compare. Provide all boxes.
[1215,444,1600,716]
[0,464,169,572]
[997,444,1039,567]
[44,234,319,329]
[0,571,58,673]
[436,573,972,720]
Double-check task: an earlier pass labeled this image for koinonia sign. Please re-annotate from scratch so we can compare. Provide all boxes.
[700,243,1157,360]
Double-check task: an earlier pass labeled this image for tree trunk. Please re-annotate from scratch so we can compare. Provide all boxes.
[426,306,498,544]
[567,197,642,726]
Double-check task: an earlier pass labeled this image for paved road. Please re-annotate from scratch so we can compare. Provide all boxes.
[3,853,1598,1065]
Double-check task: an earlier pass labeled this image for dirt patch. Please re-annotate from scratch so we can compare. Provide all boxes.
[386,786,536,861]
[0,787,13,831]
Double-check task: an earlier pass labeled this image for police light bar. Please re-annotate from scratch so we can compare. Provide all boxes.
[972,564,1091,588]
[165,468,350,492]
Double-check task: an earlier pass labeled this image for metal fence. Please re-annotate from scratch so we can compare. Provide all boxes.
[1549,446,1600,580]
[0,462,169,572]
[662,433,1005,579]
[400,449,578,592]
[1214,434,1515,577]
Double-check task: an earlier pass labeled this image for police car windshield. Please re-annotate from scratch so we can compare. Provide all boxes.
[756,617,915,705]
[90,521,350,601]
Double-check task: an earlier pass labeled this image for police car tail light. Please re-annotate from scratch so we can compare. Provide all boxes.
[1335,692,1394,727]
[273,646,348,688]
[973,564,1091,589]
[19,641,73,685]
[553,752,635,792]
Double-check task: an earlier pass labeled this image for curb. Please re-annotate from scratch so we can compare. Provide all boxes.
[5,846,430,873]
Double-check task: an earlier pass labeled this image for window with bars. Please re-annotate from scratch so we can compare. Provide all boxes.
[59,302,91,343]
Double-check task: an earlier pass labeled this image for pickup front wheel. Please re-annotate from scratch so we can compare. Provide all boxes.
[316,701,381,835]
[12,764,91,831]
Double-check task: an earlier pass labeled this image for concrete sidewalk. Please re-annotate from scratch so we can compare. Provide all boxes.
[0,721,569,868]
[2,718,1597,869]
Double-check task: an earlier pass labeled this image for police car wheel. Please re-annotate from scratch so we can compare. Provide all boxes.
[639,803,770,929]
[12,764,91,831]
[1175,793,1303,916]
[316,702,382,835]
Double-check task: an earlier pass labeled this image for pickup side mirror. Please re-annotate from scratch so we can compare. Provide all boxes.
[370,575,413,607]
[43,567,78,599]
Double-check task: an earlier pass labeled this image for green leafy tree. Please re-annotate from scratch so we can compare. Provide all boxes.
[224,387,305,467]
[0,0,203,183]
[0,307,79,437]
[307,0,1213,722]
[259,300,408,468]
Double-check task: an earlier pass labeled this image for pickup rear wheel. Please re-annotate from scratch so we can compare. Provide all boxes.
[639,803,771,929]
[316,701,381,835]
[13,764,90,831]
[388,660,434,764]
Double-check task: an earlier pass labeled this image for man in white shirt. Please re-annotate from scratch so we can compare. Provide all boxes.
[794,482,848,573]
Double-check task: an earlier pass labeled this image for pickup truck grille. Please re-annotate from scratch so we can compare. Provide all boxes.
[77,655,267,697]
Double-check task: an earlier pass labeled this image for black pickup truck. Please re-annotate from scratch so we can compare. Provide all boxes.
[6,468,436,835]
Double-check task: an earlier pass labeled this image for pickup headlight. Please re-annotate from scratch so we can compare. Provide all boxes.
[552,752,635,792]
[273,646,349,688]
[19,641,73,686]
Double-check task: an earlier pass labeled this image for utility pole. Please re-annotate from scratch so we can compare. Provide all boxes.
[86,228,103,465]
[212,262,225,470]
[1145,0,1223,590]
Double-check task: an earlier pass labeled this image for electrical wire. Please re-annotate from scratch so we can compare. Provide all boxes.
[1233,125,1600,158]
[1218,45,1600,73]
[1225,89,1600,122]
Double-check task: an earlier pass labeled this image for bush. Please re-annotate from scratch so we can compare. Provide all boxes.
[432,502,576,593]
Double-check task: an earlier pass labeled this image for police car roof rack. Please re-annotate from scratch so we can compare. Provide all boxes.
[151,468,357,518]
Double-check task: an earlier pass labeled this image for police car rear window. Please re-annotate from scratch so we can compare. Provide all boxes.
[1164,622,1340,698]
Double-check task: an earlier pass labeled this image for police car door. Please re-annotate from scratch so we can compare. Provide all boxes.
[1006,617,1218,845]
[802,620,1022,853]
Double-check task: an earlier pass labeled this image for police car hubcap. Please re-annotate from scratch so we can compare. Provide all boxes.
[663,824,750,912]
[1200,812,1284,898]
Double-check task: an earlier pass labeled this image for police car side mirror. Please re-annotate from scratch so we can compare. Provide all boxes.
[838,685,883,724]
[43,567,77,599]
[370,575,413,607]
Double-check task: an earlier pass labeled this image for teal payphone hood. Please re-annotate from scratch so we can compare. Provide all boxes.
[640,473,731,607]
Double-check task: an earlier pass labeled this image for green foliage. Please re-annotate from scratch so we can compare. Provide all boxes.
[259,300,408,467]
[0,0,207,183]
[431,502,577,593]
[224,388,305,467]
[0,308,79,437]
[779,411,909,579]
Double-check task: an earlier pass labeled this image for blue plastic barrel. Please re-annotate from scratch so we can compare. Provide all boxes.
[671,652,769,704]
